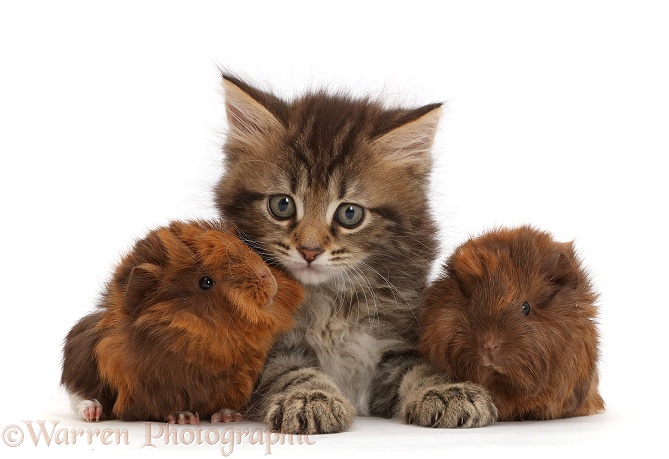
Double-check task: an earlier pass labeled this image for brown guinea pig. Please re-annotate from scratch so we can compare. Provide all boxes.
[61,220,304,423]
[419,225,604,421]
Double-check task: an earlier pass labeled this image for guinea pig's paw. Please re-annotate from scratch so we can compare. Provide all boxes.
[210,408,243,423]
[166,411,200,425]
[403,382,498,428]
[76,399,103,422]
[266,388,356,434]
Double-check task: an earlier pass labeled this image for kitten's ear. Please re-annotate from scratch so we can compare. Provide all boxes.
[222,75,284,143]
[372,103,442,173]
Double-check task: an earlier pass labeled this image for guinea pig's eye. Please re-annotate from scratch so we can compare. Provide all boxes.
[198,276,215,291]
[268,195,296,220]
[521,301,531,316]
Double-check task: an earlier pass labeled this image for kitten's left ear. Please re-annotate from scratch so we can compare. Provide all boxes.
[372,103,442,173]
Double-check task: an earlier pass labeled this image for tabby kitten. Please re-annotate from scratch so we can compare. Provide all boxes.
[215,74,497,433]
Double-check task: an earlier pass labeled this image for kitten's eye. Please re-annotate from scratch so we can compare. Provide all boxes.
[521,301,531,316]
[335,203,365,229]
[198,276,215,291]
[268,195,296,220]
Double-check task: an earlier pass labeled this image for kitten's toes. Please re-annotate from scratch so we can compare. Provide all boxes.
[211,408,243,423]
[403,382,498,428]
[166,411,200,425]
[76,399,103,422]
[266,388,356,434]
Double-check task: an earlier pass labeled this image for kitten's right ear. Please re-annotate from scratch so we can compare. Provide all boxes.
[125,263,161,313]
[222,75,284,143]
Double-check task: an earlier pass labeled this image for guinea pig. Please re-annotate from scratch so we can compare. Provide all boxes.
[61,220,304,424]
[419,225,604,421]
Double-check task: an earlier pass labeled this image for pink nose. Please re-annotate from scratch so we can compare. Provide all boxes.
[256,265,272,280]
[256,265,277,296]
[298,247,323,263]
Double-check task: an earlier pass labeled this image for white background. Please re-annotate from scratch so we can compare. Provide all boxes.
[1,1,667,457]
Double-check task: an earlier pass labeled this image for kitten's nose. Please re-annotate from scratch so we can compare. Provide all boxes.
[298,246,323,263]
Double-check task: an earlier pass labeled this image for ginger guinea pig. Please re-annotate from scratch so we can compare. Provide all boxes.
[419,225,604,421]
[61,220,304,423]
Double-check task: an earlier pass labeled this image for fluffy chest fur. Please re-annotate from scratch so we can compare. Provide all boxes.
[279,284,409,415]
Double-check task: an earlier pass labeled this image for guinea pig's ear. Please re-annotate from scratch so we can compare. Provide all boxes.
[445,266,474,298]
[542,245,579,289]
[447,246,485,298]
[125,263,161,313]
[132,230,169,267]
[217,220,239,237]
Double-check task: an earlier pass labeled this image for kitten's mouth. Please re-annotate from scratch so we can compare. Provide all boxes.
[282,260,333,285]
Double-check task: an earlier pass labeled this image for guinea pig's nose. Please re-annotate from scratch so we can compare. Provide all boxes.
[483,337,501,353]
[256,266,278,296]
[481,337,501,366]
[256,266,272,280]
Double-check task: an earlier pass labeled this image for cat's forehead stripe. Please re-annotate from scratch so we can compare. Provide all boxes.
[338,181,347,200]
[287,98,372,185]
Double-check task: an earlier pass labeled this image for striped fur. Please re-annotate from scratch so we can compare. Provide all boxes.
[215,74,497,432]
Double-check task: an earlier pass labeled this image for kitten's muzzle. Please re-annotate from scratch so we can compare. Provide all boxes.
[298,246,323,263]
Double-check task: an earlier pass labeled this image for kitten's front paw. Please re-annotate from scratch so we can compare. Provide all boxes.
[403,382,498,428]
[266,388,356,434]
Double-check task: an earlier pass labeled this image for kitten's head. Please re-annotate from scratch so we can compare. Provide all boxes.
[215,74,441,286]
